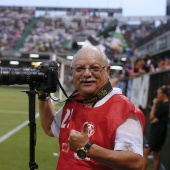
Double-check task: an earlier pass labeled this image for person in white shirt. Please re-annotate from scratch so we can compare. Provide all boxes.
[38,45,146,170]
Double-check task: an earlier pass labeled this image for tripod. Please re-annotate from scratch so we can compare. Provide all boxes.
[22,83,38,170]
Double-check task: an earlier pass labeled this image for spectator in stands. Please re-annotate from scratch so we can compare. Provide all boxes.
[123,58,143,78]
[125,43,135,65]
[123,61,133,78]
[156,59,165,72]
[164,57,170,70]
[139,58,150,74]
[142,54,157,73]
[132,59,141,76]
[143,85,170,170]
[38,45,145,170]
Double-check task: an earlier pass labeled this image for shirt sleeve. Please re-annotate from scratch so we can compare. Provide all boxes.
[112,87,122,94]
[114,114,143,156]
[51,106,63,138]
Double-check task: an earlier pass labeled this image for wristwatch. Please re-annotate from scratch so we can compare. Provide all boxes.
[77,141,93,159]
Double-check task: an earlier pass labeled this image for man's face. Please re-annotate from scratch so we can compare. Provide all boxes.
[71,49,110,98]
[157,89,164,101]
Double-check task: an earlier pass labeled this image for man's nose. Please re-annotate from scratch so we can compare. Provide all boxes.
[83,68,92,76]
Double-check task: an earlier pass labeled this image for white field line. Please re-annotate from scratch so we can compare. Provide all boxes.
[0,110,28,114]
[0,113,39,143]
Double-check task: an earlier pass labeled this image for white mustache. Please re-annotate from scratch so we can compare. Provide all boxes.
[80,78,96,82]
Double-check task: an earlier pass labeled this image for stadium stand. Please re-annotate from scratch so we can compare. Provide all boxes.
[0,7,35,52]
[0,7,169,64]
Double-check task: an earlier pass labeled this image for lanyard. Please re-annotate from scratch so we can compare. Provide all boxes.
[68,81,113,104]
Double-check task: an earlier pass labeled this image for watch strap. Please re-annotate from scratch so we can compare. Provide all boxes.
[84,141,93,151]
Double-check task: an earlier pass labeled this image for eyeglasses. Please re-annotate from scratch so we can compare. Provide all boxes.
[71,65,106,74]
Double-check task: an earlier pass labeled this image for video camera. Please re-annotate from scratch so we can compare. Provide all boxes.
[0,60,61,170]
[0,60,58,93]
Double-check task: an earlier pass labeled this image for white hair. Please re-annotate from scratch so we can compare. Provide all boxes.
[71,45,109,67]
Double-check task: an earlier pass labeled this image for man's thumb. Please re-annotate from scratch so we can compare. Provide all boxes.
[81,122,88,134]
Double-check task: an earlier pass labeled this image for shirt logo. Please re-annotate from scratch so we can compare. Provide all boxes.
[87,122,95,137]
[61,143,69,152]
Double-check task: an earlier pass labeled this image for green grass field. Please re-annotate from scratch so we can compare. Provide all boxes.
[0,86,63,170]
[0,86,153,170]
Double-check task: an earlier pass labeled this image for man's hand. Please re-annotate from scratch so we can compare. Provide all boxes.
[68,122,89,152]
[153,98,158,105]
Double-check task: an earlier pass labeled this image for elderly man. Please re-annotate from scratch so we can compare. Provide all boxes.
[38,45,145,170]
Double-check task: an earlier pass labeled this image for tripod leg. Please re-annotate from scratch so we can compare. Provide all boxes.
[23,88,38,170]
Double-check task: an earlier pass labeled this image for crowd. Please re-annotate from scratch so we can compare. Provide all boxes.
[0,7,35,52]
[19,10,108,54]
[120,52,170,81]
[121,21,157,47]
[1,7,169,56]
[0,7,170,80]
[135,20,170,47]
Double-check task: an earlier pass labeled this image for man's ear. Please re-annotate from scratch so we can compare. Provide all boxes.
[107,65,111,74]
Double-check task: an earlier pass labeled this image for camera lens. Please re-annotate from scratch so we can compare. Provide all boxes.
[0,68,45,85]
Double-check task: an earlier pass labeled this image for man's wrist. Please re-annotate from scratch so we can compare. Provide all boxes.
[77,141,93,159]
[38,93,50,101]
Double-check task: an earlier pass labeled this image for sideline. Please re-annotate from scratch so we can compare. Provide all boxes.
[0,113,39,143]
[0,110,28,114]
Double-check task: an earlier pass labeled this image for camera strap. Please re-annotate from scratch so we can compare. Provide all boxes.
[49,76,69,102]
[51,79,113,104]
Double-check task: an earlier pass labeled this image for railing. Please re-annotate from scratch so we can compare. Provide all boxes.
[148,70,170,107]
[116,69,170,170]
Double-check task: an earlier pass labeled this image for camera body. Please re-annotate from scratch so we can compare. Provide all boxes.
[0,60,58,93]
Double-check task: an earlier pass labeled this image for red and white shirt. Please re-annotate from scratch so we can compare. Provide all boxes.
[51,88,145,170]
